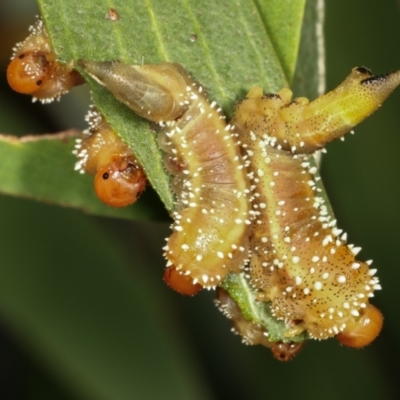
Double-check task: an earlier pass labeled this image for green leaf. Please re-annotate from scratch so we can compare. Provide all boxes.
[37,0,305,212]
[0,132,166,221]
[0,197,212,400]
[255,0,306,82]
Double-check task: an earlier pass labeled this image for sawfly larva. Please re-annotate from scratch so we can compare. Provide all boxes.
[78,60,251,290]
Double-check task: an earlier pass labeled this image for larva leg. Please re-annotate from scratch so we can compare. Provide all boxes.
[215,288,303,361]
[79,61,251,289]
[234,67,400,153]
[7,19,83,102]
[74,108,146,208]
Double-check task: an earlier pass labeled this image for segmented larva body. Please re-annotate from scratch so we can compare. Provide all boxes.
[231,67,400,342]
[7,19,83,102]
[74,108,146,208]
[79,61,251,289]
[215,288,303,361]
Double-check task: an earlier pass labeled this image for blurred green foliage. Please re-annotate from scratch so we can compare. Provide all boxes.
[0,0,399,399]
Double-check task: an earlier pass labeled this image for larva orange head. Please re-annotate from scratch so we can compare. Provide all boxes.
[8,19,84,101]
[336,304,383,348]
[163,266,202,296]
[7,51,52,94]
[94,158,146,208]
[270,341,304,362]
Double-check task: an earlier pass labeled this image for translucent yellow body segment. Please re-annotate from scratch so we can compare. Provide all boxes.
[231,66,396,342]
[79,61,251,289]
[234,67,400,153]
[78,60,191,122]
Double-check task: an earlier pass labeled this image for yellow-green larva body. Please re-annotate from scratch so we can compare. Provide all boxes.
[231,67,399,341]
[234,67,400,153]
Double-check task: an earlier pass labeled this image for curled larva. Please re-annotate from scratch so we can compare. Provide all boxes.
[215,288,303,361]
[79,60,251,289]
[7,19,83,102]
[231,67,399,341]
[74,108,146,208]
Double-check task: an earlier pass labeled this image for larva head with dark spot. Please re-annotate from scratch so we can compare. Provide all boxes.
[7,19,83,102]
[94,157,146,208]
[7,51,52,94]
[74,108,146,207]
[270,341,304,362]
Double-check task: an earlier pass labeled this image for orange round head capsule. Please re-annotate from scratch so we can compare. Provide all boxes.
[94,157,146,208]
[336,304,383,348]
[270,341,304,362]
[163,266,202,296]
[7,51,51,94]
[7,19,83,101]
[74,107,147,207]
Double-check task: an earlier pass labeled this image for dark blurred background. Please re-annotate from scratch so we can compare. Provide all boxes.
[0,0,399,399]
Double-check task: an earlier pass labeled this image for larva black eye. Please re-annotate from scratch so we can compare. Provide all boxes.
[355,66,372,75]
[263,93,281,100]
[102,172,109,180]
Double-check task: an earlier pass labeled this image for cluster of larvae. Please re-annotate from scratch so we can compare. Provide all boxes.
[7,20,146,208]
[8,19,400,358]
